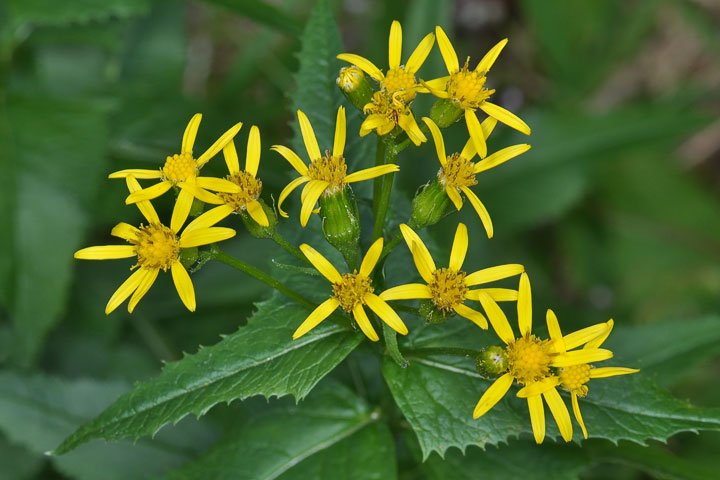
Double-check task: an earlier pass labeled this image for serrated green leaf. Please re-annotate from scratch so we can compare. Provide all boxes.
[54,294,362,455]
[0,371,214,480]
[164,382,396,480]
[5,0,151,28]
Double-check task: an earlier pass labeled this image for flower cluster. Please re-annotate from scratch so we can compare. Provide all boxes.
[74,21,637,444]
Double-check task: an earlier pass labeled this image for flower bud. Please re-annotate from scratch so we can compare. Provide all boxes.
[318,186,361,269]
[429,98,463,128]
[419,299,448,324]
[409,179,452,229]
[239,199,278,239]
[337,66,374,112]
[476,346,508,378]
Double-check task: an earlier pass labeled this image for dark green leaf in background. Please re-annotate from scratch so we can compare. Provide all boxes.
[5,0,152,28]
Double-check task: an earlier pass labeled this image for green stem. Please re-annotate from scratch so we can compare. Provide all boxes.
[383,323,408,368]
[373,137,398,241]
[395,123,430,153]
[271,230,309,265]
[372,136,385,217]
[405,347,482,359]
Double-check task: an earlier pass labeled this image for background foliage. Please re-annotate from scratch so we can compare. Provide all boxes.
[1,0,720,478]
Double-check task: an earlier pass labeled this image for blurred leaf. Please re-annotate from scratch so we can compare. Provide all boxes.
[202,0,301,35]
[54,293,362,454]
[5,0,151,28]
[0,434,44,480]
[164,382,396,480]
[0,370,215,480]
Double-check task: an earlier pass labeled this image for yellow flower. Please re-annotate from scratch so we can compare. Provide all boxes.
[380,223,524,328]
[272,106,398,227]
[473,273,614,444]
[422,117,531,238]
[109,114,243,231]
[190,125,269,228]
[517,311,639,439]
[423,27,531,158]
[74,176,236,314]
[293,238,409,342]
[360,90,427,145]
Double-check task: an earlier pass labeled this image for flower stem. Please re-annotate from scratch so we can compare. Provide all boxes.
[405,347,482,358]
[395,123,430,153]
[270,230,309,265]
[372,136,385,217]
[373,137,398,241]
[383,323,408,368]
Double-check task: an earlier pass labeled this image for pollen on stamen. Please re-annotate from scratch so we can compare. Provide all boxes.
[132,224,180,271]
[332,273,373,312]
[307,151,348,193]
[162,153,198,183]
[506,335,554,385]
[218,171,262,211]
[439,153,477,190]
[447,58,496,110]
[428,268,467,312]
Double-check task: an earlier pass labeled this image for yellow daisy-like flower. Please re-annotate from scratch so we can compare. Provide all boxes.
[74,176,236,314]
[380,223,524,328]
[109,114,243,232]
[424,26,531,158]
[360,90,427,145]
[189,125,269,228]
[473,273,615,444]
[517,311,639,439]
[293,238,409,342]
[272,106,399,227]
[422,117,531,238]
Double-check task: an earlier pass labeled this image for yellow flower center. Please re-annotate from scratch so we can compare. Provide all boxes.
[447,58,495,109]
[217,171,262,211]
[132,224,180,271]
[438,153,477,190]
[428,268,467,312]
[381,67,417,102]
[506,335,554,385]
[307,151,347,193]
[332,273,374,312]
[162,153,197,183]
[559,363,591,397]
[364,91,409,127]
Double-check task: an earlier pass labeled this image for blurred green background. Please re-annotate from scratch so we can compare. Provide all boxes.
[1,0,719,478]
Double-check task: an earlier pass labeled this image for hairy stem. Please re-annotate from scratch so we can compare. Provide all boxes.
[373,137,398,241]
[271,230,309,265]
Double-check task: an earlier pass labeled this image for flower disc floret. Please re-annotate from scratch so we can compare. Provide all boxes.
[307,152,348,193]
[559,364,591,396]
[162,153,198,183]
[381,67,417,101]
[428,268,467,312]
[333,273,374,312]
[133,224,180,270]
[447,59,495,109]
[218,171,262,211]
[506,335,553,385]
[439,153,477,190]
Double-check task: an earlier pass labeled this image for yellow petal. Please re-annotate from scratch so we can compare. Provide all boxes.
[571,392,588,439]
[552,349,613,368]
[353,304,379,342]
[125,181,172,205]
[300,180,328,227]
[477,291,514,344]
[297,110,322,161]
[184,204,234,234]
[345,164,399,183]
[543,387,573,442]
[179,227,236,248]
[527,395,546,444]
[546,309,566,352]
[127,267,159,313]
[74,245,136,260]
[397,113,427,145]
[196,122,243,167]
[465,109,487,158]
[333,106,346,158]
[474,144,531,174]
[223,138,240,175]
[108,169,162,180]
[271,145,308,175]
[359,237,383,277]
[459,117,497,160]
[448,222,468,270]
[480,102,531,135]
[476,38,508,74]
[563,321,613,351]
[125,176,160,223]
[516,377,560,398]
[292,298,339,339]
[589,367,639,379]
[110,222,139,241]
[482,288,518,302]
[365,293,408,335]
[245,125,261,177]
[277,176,310,218]
[464,264,524,286]
[195,177,241,193]
[446,186,463,211]
[171,261,196,311]
[299,244,342,284]
[105,268,146,314]
[405,32,435,73]
[379,283,432,301]
[336,54,384,81]
[453,303,488,329]
[171,186,194,233]
[180,182,222,205]
[585,319,614,350]
[435,26,459,74]
[246,200,269,227]
[399,224,436,281]
[388,20,402,69]
[473,372,513,418]
[422,117,446,166]
[181,113,203,155]
[360,114,388,134]
[517,272,532,337]
[422,76,451,91]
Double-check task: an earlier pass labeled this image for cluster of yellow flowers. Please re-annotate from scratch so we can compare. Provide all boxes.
[74,21,636,444]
